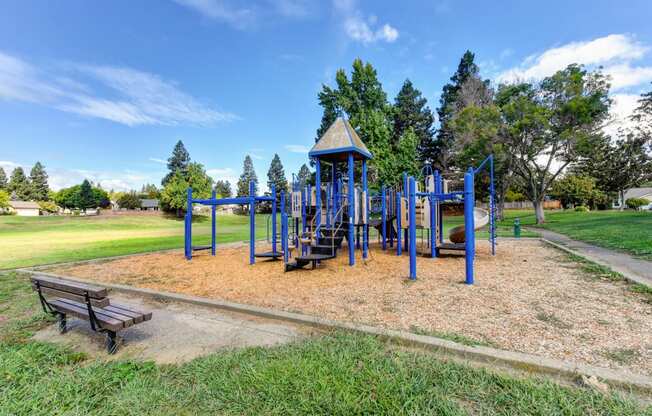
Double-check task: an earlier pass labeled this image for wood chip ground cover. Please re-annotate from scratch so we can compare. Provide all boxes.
[50,239,652,376]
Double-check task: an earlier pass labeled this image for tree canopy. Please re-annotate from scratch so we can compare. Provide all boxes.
[214,180,232,198]
[162,140,191,186]
[8,167,30,201]
[266,153,288,202]
[28,162,49,201]
[0,168,7,191]
[237,155,259,197]
[160,162,213,216]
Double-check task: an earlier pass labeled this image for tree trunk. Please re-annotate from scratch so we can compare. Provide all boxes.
[533,198,546,224]
[619,189,625,211]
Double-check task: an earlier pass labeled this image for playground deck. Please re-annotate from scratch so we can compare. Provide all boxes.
[49,239,652,377]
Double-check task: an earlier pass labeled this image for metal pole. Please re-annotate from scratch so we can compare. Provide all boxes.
[271,184,277,255]
[211,189,216,256]
[381,186,387,250]
[315,158,321,231]
[185,187,192,260]
[436,170,444,244]
[281,191,288,264]
[348,152,355,266]
[489,154,496,256]
[362,159,368,259]
[430,191,436,258]
[396,191,402,256]
[464,168,475,284]
[249,180,255,265]
[409,176,417,280]
[403,172,408,251]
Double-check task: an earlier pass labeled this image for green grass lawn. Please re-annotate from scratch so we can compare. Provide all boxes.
[495,209,652,260]
[0,213,275,270]
[1,272,648,415]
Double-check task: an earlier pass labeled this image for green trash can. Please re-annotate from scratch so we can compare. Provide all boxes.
[514,218,521,238]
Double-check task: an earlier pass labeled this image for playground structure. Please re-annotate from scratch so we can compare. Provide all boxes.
[184,181,283,263]
[185,117,496,284]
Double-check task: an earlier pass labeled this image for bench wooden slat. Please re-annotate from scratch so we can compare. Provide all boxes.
[104,304,152,324]
[31,275,107,299]
[49,299,124,332]
[53,298,137,329]
[32,284,110,308]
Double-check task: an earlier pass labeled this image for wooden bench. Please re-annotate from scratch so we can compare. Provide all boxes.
[31,275,152,354]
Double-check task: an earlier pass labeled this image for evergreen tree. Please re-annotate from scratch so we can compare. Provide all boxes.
[315,86,341,142]
[266,154,288,202]
[393,79,435,155]
[160,162,213,216]
[28,161,49,201]
[214,180,232,198]
[0,167,7,190]
[237,155,259,197]
[431,50,483,169]
[297,164,311,187]
[162,140,191,186]
[79,179,95,210]
[8,167,30,200]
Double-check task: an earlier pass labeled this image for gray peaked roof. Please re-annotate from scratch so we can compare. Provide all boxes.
[309,117,372,161]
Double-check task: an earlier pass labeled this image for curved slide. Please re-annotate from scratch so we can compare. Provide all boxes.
[449,208,489,244]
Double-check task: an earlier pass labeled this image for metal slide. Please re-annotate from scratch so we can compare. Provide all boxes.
[448,208,489,244]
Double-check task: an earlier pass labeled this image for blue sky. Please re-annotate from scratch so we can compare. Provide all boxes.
[1,0,652,192]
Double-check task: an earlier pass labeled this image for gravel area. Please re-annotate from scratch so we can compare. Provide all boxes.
[50,239,652,375]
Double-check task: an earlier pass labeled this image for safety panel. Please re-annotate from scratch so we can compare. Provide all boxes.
[426,175,435,193]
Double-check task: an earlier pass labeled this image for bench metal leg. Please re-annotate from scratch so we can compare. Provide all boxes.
[105,331,118,354]
[57,313,67,334]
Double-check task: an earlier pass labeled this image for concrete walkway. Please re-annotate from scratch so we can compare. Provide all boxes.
[33,292,305,364]
[537,229,652,287]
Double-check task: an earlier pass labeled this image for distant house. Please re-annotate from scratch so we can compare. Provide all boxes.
[612,187,652,210]
[10,201,41,216]
[140,199,159,211]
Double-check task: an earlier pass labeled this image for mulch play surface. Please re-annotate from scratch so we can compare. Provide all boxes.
[50,239,652,376]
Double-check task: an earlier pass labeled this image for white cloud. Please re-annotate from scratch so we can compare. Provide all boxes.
[333,0,399,44]
[499,48,513,60]
[173,0,256,29]
[149,158,168,164]
[0,51,236,126]
[284,144,310,153]
[603,63,652,91]
[271,0,313,17]
[498,34,650,87]
[603,93,641,139]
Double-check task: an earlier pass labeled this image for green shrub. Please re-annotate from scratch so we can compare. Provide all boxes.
[38,200,59,214]
[625,197,650,210]
[574,205,590,212]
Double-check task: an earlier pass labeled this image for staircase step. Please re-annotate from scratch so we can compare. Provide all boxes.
[296,253,335,261]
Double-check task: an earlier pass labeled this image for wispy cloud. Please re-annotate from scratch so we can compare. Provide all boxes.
[0,50,236,127]
[284,144,310,153]
[149,157,168,164]
[497,34,652,91]
[333,0,399,45]
[173,0,256,29]
[271,0,313,18]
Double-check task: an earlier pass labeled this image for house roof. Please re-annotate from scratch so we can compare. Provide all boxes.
[309,117,372,161]
[140,199,159,208]
[624,187,652,200]
[10,201,40,209]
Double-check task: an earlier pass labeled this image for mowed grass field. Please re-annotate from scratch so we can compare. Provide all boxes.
[0,213,273,269]
[498,209,652,260]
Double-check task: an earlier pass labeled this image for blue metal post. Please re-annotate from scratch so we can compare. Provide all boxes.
[315,158,321,232]
[249,180,255,265]
[436,170,444,244]
[301,186,307,256]
[403,172,408,251]
[348,152,355,266]
[185,187,192,260]
[409,176,417,280]
[464,168,475,284]
[211,189,216,256]
[362,159,368,259]
[489,155,496,256]
[271,184,277,255]
[331,162,338,217]
[281,191,288,264]
[326,183,331,227]
[381,186,387,250]
[396,191,402,256]
[430,192,436,258]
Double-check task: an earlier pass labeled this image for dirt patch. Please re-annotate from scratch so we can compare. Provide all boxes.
[50,239,652,375]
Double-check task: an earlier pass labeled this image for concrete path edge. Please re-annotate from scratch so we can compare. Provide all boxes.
[17,267,652,396]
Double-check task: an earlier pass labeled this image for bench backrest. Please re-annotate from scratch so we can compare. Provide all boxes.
[32,275,110,308]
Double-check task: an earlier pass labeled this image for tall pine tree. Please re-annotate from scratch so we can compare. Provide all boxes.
[0,167,7,190]
[237,155,259,197]
[214,180,232,198]
[266,154,288,202]
[29,161,49,201]
[79,179,94,210]
[296,164,311,187]
[431,50,483,170]
[8,167,30,200]
[393,79,434,157]
[162,140,191,186]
